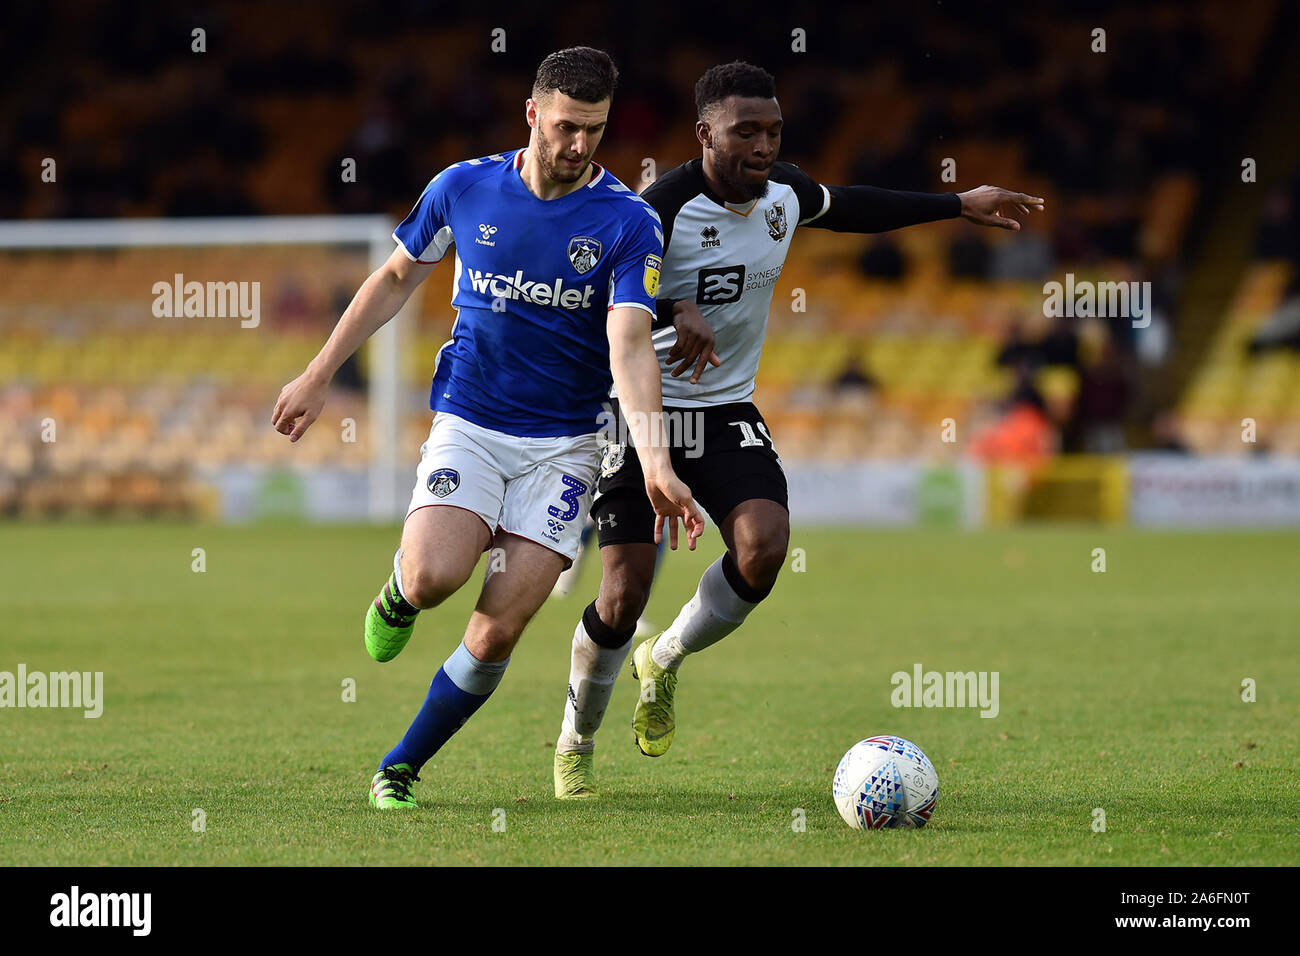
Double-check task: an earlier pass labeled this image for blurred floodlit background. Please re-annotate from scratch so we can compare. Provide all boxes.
[2,1,1300,528]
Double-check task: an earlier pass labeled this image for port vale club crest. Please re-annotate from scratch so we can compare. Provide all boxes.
[600,441,626,478]
[568,236,602,275]
[765,202,788,241]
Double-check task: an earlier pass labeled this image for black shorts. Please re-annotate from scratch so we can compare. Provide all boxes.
[591,400,788,547]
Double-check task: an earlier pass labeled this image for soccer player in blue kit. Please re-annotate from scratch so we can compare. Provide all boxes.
[272,47,704,810]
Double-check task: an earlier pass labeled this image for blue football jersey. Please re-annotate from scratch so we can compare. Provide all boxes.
[393,149,664,437]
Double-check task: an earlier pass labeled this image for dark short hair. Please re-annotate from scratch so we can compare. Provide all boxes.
[533,47,618,103]
[695,61,777,119]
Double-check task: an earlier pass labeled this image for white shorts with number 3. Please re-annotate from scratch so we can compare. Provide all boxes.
[406,412,599,564]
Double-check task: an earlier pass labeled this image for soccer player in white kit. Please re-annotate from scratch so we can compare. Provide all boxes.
[553,62,1043,796]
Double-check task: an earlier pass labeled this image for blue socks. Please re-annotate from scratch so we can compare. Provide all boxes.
[380,641,510,772]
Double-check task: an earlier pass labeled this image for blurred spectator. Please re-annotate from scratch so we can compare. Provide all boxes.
[331,287,366,391]
[1150,409,1190,454]
[1040,315,1081,369]
[949,232,990,279]
[997,313,1079,372]
[850,137,930,194]
[326,93,415,213]
[971,401,1055,467]
[1254,179,1298,260]
[997,316,1042,369]
[1247,297,1300,353]
[1007,364,1047,414]
[1133,264,1179,367]
[167,152,259,216]
[274,277,313,327]
[1073,340,1134,453]
[832,353,878,393]
[991,231,1054,281]
[857,235,905,279]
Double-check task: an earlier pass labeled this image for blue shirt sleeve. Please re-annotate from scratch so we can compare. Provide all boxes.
[392,168,459,263]
[606,200,664,317]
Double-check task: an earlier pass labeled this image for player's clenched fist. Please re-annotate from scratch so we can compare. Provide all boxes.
[645,471,705,551]
[271,369,330,442]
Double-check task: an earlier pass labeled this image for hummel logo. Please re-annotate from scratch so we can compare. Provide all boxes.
[700,225,720,248]
[476,223,498,247]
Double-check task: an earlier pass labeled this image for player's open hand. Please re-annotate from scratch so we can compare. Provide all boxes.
[271,369,330,442]
[957,186,1045,231]
[645,471,706,551]
[666,300,722,385]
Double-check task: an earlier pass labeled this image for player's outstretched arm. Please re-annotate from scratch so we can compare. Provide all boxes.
[800,175,1044,234]
[607,306,706,550]
[956,185,1045,231]
[272,247,436,442]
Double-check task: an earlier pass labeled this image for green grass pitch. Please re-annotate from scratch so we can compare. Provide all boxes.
[1,521,1296,865]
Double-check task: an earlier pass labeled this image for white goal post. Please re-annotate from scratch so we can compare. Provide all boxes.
[0,216,413,521]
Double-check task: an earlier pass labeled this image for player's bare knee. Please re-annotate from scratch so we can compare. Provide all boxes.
[597,588,646,632]
[401,562,466,609]
[736,530,788,590]
[467,617,522,661]
[597,569,650,631]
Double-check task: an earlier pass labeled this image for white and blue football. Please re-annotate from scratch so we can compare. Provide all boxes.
[832,735,938,830]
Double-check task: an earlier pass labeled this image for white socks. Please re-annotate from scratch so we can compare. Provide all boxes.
[558,617,633,754]
[651,555,758,671]
[557,558,763,754]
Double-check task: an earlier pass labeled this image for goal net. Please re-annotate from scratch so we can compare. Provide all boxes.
[0,216,423,522]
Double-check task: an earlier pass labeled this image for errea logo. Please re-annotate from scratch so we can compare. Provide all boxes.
[466,269,596,310]
[700,225,720,248]
[476,224,498,247]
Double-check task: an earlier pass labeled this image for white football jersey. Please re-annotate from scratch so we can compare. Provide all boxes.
[625,160,830,407]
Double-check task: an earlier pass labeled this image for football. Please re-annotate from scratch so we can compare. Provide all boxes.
[832,735,939,830]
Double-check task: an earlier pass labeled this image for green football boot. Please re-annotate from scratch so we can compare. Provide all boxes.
[365,572,420,663]
[553,749,598,799]
[368,763,419,810]
[630,637,679,757]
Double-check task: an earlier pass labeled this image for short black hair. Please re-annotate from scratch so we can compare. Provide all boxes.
[533,47,618,104]
[695,61,777,119]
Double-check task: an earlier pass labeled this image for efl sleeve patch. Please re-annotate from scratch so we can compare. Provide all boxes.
[643,254,662,298]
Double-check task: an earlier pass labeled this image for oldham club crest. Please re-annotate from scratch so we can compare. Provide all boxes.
[567,236,602,275]
[426,468,459,498]
[765,202,788,241]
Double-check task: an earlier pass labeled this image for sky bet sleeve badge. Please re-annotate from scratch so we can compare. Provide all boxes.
[643,254,662,298]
